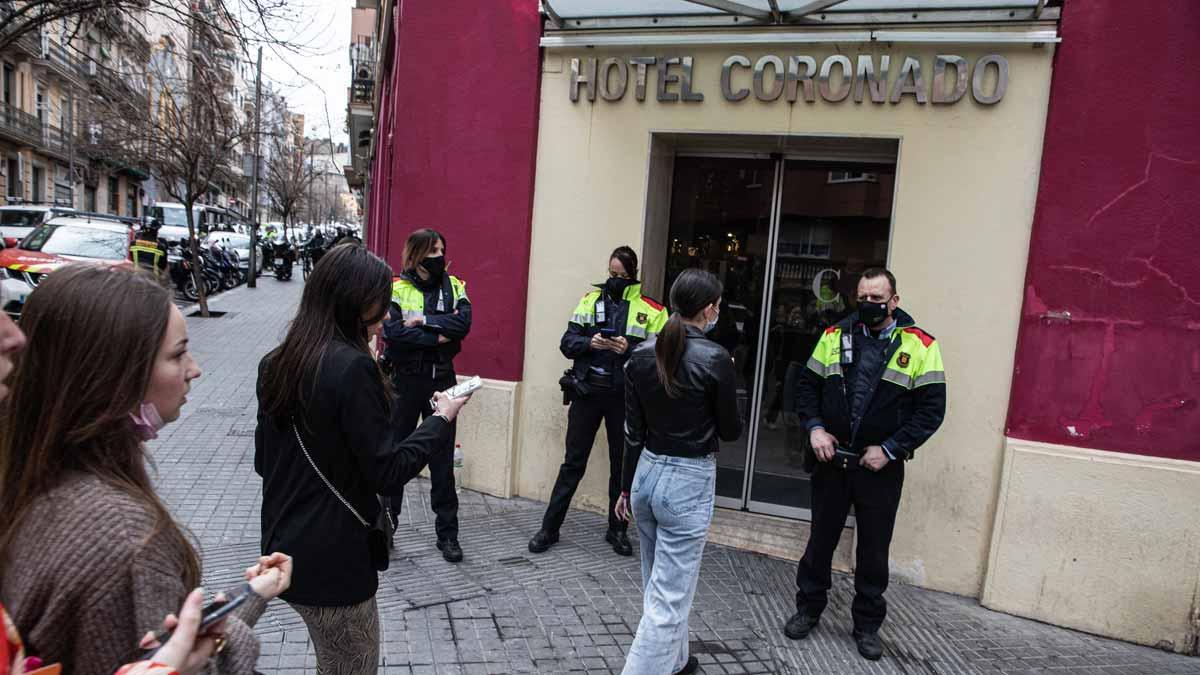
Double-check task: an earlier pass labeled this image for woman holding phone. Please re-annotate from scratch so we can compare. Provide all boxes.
[0,265,292,675]
[256,244,470,674]
[528,246,667,557]
[617,268,743,675]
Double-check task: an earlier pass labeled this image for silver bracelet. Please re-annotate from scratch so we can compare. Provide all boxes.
[432,411,451,423]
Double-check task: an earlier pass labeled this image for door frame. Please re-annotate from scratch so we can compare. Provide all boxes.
[644,132,903,521]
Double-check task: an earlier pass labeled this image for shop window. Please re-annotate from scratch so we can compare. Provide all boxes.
[108,176,118,213]
[827,170,878,184]
[126,189,136,218]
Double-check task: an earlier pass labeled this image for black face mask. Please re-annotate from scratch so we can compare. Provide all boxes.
[420,256,446,280]
[605,277,635,298]
[858,298,892,327]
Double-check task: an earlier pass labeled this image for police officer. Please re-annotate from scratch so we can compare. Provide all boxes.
[381,228,470,562]
[528,246,667,557]
[784,268,946,661]
[130,219,167,279]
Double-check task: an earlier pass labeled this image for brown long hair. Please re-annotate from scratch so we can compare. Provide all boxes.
[657,269,723,398]
[259,244,393,421]
[401,228,445,274]
[0,265,200,586]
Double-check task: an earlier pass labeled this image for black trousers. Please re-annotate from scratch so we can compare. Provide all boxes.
[795,459,904,632]
[388,367,458,542]
[541,379,626,535]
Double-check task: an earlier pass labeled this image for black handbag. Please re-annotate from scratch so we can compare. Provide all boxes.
[292,422,392,571]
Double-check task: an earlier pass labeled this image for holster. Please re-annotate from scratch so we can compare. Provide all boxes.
[558,369,591,405]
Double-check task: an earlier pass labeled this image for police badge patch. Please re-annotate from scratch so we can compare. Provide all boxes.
[898,352,911,368]
[637,312,648,324]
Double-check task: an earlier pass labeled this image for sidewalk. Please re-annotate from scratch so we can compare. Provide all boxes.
[151,278,1200,674]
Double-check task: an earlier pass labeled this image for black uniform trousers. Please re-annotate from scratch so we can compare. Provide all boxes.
[389,367,459,542]
[541,375,626,535]
[795,458,904,632]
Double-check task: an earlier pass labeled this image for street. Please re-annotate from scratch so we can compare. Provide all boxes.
[150,278,1200,675]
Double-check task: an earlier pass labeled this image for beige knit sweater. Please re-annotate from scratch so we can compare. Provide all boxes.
[1,473,267,674]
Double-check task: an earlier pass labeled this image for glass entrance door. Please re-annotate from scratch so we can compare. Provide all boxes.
[662,153,895,519]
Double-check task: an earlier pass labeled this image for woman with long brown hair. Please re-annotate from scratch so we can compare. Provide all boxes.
[616,268,743,675]
[256,244,470,674]
[0,265,291,674]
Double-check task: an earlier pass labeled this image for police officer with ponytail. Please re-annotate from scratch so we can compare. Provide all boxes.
[529,247,667,557]
[381,228,471,563]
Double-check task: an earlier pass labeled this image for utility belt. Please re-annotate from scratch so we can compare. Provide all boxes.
[559,368,621,405]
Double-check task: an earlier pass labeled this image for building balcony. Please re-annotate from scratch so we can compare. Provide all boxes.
[35,38,85,83]
[0,101,43,147]
[41,125,76,162]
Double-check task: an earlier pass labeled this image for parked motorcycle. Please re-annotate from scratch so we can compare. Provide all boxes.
[170,244,221,302]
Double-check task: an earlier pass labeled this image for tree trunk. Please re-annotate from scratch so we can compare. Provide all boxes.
[185,202,210,317]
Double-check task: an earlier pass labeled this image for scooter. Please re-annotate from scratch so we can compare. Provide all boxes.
[271,240,295,281]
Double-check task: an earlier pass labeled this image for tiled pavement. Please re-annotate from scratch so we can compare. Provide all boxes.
[149,277,1200,674]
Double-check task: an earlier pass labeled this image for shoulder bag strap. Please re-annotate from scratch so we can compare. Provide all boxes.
[291,421,369,528]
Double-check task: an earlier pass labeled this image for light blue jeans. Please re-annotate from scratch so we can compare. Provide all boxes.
[622,449,717,675]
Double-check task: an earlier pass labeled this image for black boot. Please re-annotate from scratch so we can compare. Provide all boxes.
[528,529,559,554]
[853,629,883,661]
[605,529,632,556]
[437,539,463,563]
[672,656,699,675]
[783,611,820,640]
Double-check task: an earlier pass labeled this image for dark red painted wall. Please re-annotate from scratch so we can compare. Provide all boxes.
[1006,2,1200,459]
[367,0,542,381]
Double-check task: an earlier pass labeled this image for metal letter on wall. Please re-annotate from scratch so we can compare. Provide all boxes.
[853,54,890,104]
[657,57,682,102]
[752,55,785,102]
[818,55,852,102]
[890,56,928,104]
[786,55,817,103]
[931,55,969,104]
[629,57,657,102]
[721,55,751,102]
[972,54,1009,105]
[680,56,704,102]
[599,57,629,101]
[570,57,597,102]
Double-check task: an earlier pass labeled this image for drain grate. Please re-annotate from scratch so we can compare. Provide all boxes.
[226,428,256,437]
[497,556,533,568]
[187,310,232,318]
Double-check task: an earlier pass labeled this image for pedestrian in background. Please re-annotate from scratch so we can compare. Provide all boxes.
[256,244,470,674]
[380,228,471,563]
[0,265,291,675]
[617,268,742,675]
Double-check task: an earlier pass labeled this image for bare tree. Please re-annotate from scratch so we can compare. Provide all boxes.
[265,131,313,242]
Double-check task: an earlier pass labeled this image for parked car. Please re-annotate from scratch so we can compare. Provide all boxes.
[0,216,133,319]
[0,204,76,247]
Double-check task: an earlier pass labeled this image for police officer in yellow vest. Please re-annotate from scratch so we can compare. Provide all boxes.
[381,228,471,563]
[784,268,946,661]
[130,220,167,279]
[528,247,668,557]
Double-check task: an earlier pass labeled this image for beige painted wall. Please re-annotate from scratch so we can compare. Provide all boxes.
[983,439,1200,653]
[513,38,1055,597]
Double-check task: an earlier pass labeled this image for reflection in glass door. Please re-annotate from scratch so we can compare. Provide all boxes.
[663,153,896,519]
[663,156,776,508]
[745,162,896,518]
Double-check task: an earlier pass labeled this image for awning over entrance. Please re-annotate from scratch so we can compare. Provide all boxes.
[541,0,1061,45]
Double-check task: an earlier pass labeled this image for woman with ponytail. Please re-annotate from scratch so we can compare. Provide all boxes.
[615,268,743,675]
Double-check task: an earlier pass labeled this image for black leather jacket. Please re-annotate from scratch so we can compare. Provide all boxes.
[621,325,743,492]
